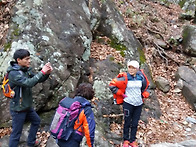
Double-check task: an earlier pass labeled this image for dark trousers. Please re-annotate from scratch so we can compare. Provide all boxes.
[123,102,143,142]
[9,108,41,147]
[57,138,80,147]
[57,131,82,147]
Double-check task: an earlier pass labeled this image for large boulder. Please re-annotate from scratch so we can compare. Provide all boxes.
[175,66,196,110]
[155,76,170,93]
[96,0,142,60]
[182,25,196,56]
[0,0,94,126]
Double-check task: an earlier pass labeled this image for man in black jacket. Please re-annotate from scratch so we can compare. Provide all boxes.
[8,49,53,147]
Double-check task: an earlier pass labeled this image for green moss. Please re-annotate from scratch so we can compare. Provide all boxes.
[109,56,115,61]
[182,27,189,40]
[0,121,11,128]
[10,25,20,40]
[4,42,11,51]
[14,29,19,36]
[125,8,133,17]
[183,26,193,39]
[178,0,186,8]
[168,37,178,46]
[119,0,124,4]
[150,17,159,23]
[159,0,171,6]
[96,36,106,44]
[137,47,146,64]
[109,38,127,57]
[100,0,106,4]
[2,25,20,51]
[12,28,20,36]
[182,26,193,46]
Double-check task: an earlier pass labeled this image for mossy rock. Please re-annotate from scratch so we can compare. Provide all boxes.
[3,42,11,51]
[108,38,127,57]
[178,0,186,8]
[137,47,146,64]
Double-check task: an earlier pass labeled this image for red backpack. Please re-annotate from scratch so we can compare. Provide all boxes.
[109,69,150,104]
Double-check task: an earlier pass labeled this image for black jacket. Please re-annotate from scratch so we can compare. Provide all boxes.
[7,61,49,111]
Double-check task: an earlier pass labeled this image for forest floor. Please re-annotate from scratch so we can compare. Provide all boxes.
[0,0,196,147]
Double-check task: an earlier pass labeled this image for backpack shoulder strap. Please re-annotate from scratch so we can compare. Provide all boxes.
[2,73,9,84]
[140,69,150,91]
[5,72,9,79]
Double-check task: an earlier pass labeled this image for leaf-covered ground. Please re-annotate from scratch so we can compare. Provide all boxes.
[0,0,196,147]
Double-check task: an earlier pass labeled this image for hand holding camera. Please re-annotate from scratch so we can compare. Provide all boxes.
[41,62,53,74]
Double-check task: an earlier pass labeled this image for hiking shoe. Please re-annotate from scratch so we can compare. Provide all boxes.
[123,140,130,147]
[129,141,138,147]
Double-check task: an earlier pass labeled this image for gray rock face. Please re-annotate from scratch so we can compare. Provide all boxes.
[182,25,196,56]
[97,0,142,60]
[0,0,94,126]
[155,76,170,93]
[175,66,196,110]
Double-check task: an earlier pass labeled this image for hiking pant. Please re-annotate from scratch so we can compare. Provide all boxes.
[57,138,80,147]
[57,131,82,147]
[123,102,143,142]
[9,108,41,147]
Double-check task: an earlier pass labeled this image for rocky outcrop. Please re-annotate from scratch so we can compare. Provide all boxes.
[96,0,142,60]
[182,25,196,56]
[175,66,196,110]
[0,0,95,126]
[155,76,170,93]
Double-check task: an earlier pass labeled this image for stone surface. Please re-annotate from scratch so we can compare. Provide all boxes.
[155,76,170,93]
[175,66,196,110]
[182,25,196,56]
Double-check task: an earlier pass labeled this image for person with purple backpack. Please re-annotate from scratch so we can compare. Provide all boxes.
[56,83,96,147]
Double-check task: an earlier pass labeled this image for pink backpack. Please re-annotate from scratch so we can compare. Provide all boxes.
[50,97,81,140]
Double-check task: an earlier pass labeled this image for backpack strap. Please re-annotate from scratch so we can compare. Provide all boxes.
[74,124,84,136]
[5,72,9,80]
[2,73,9,87]
[9,70,23,102]
[140,69,150,91]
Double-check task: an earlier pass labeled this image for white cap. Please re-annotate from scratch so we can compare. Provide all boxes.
[127,60,139,69]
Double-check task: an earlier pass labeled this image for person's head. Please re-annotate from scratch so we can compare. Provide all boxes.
[127,60,139,76]
[13,49,31,67]
[75,83,94,100]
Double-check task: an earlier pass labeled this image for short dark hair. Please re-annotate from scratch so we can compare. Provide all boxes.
[75,83,94,100]
[13,49,30,62]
